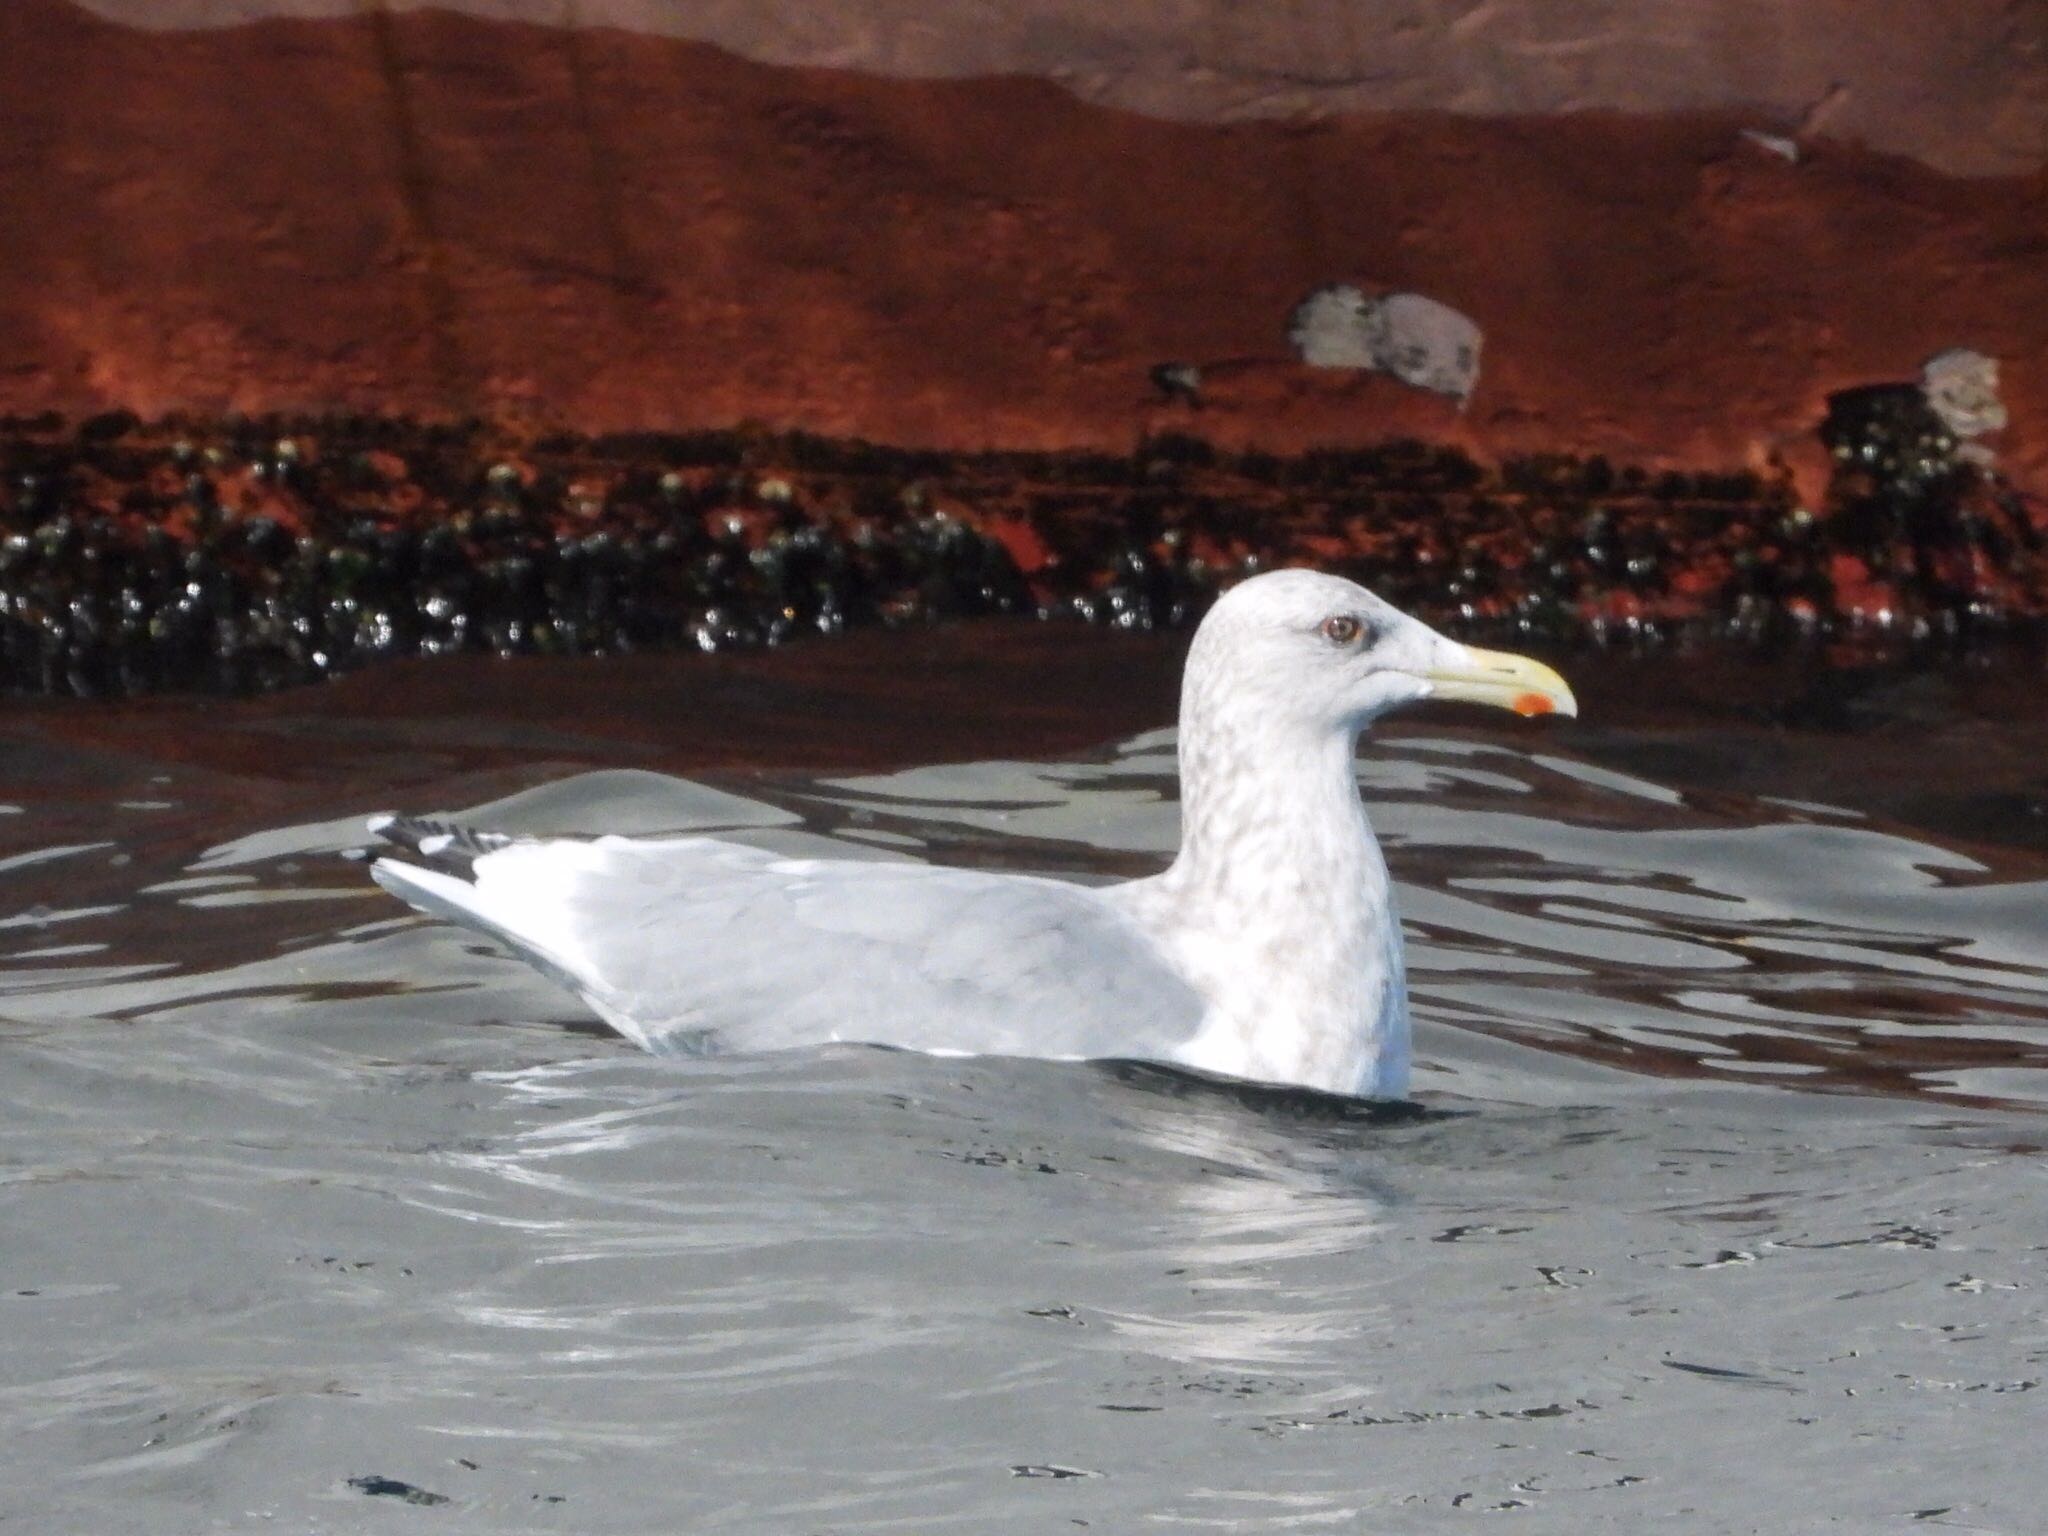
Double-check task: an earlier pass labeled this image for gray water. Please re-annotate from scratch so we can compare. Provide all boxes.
[4,711,2046,1532]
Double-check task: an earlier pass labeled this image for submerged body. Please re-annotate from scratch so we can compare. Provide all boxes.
[371,570,1573,1098]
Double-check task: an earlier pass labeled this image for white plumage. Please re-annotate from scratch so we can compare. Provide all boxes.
[371,569,1574,1098]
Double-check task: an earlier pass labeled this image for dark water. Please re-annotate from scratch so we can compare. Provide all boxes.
[4,636,2047,1531]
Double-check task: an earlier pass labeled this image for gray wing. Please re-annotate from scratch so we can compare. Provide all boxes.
[372,833,1205,1063]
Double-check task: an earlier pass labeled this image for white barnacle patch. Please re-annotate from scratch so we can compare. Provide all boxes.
[1288,284,1482,402]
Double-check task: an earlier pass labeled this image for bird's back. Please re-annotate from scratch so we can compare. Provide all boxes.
[371,825,1207,1063]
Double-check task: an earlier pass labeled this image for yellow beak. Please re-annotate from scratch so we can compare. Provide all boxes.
[1419,645,1578,719]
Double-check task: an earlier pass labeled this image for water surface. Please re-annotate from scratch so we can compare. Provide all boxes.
[4,641,2046,1531]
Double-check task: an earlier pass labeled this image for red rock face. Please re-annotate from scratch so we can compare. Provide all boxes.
[69,0,2048,179]
[3,0,2043,490]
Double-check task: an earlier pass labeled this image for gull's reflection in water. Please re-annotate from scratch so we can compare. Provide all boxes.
[446,1046,1434,1386]
[1080,1062,1445,1373]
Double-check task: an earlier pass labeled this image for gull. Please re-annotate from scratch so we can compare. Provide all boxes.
[367,569,1574,1098]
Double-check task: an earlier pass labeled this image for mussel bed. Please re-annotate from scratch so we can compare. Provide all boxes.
[2,407,2042,697]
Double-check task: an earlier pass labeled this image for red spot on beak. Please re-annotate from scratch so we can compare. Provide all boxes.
[1513,692,1555,718]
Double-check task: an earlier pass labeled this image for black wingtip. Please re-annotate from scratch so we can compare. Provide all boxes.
[364,814,514,879]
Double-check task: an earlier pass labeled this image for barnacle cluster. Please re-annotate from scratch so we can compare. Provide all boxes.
[1,411,2041,697]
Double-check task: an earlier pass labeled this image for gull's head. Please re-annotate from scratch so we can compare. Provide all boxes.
[1189,569,1577,733]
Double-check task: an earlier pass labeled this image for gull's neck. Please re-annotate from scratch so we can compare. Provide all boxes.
[1132,670,1410,1098]
[1169,707,1374,909]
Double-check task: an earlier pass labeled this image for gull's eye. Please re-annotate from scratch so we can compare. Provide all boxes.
[1319,613,1367,647]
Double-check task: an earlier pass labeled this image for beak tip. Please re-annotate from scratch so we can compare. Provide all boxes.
[1422,645,1577,721]
[1518,684,1579,721]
